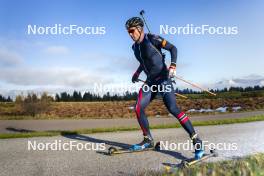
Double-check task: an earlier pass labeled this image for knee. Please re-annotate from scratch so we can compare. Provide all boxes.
[167,104,180,116]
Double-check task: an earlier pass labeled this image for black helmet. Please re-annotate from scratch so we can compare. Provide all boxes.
[125,17,144,29]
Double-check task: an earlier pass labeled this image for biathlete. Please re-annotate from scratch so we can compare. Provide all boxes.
[125,17,204,159]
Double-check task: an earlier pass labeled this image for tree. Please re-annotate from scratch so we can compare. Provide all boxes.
[0,94,13,102]
[55,93,60,102]
[16,93,52,117]
[73,91,82,101]
[60,92,69,101]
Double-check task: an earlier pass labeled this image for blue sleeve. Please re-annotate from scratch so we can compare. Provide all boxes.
[148,34,177,66]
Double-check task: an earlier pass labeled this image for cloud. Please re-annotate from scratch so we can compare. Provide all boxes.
[0,67,113,88]
[44,46,69,55]
[208,74,264,89]
[0,47,23,66]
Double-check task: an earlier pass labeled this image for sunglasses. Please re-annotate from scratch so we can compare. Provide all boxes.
[128,29,136,34]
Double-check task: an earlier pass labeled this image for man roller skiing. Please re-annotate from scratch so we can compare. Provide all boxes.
[125,17,204,159]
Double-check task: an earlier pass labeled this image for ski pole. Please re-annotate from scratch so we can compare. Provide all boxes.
[137,78,188,99]
[174,92,188,99]
[139,10,151,33]
[174,76,217,96]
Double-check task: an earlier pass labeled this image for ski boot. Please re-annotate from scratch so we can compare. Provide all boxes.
[130,135,154,151]
[191,133,204,160]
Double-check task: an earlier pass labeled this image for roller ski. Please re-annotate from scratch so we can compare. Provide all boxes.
[164,149,218,172]
[108,136,160,155]
[179,149,218,168]
[164,135,218,170]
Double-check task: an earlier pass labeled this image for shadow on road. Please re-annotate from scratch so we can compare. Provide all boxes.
[6,127,35,133]
[62,133,131,149]
[62,133,188,161]
[158,149,188,161]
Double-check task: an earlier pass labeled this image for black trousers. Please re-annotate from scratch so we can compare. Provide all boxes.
[135,78,195,138]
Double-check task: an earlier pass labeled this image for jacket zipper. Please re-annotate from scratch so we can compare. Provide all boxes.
[138,44,149,74]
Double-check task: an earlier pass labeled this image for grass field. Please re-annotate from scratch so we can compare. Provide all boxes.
[140,153,264,176]
[1,114,264,139]
[1,96,264,119]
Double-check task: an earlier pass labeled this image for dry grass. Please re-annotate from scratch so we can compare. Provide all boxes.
[139,153,264,176]
[0,97,264,119]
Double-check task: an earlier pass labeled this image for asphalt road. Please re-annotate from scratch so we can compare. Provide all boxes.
[1,121,264,176]
[1,110,264,133]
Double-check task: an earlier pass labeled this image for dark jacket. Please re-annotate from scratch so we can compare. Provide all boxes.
[132,33,177,82]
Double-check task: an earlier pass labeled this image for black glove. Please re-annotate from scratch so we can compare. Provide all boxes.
[132,72,139,83]
[145,77,152,86]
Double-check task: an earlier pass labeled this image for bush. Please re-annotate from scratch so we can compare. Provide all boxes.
[15,93,53,117]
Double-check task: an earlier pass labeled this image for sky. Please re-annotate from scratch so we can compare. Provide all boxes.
[0,0,264,97]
